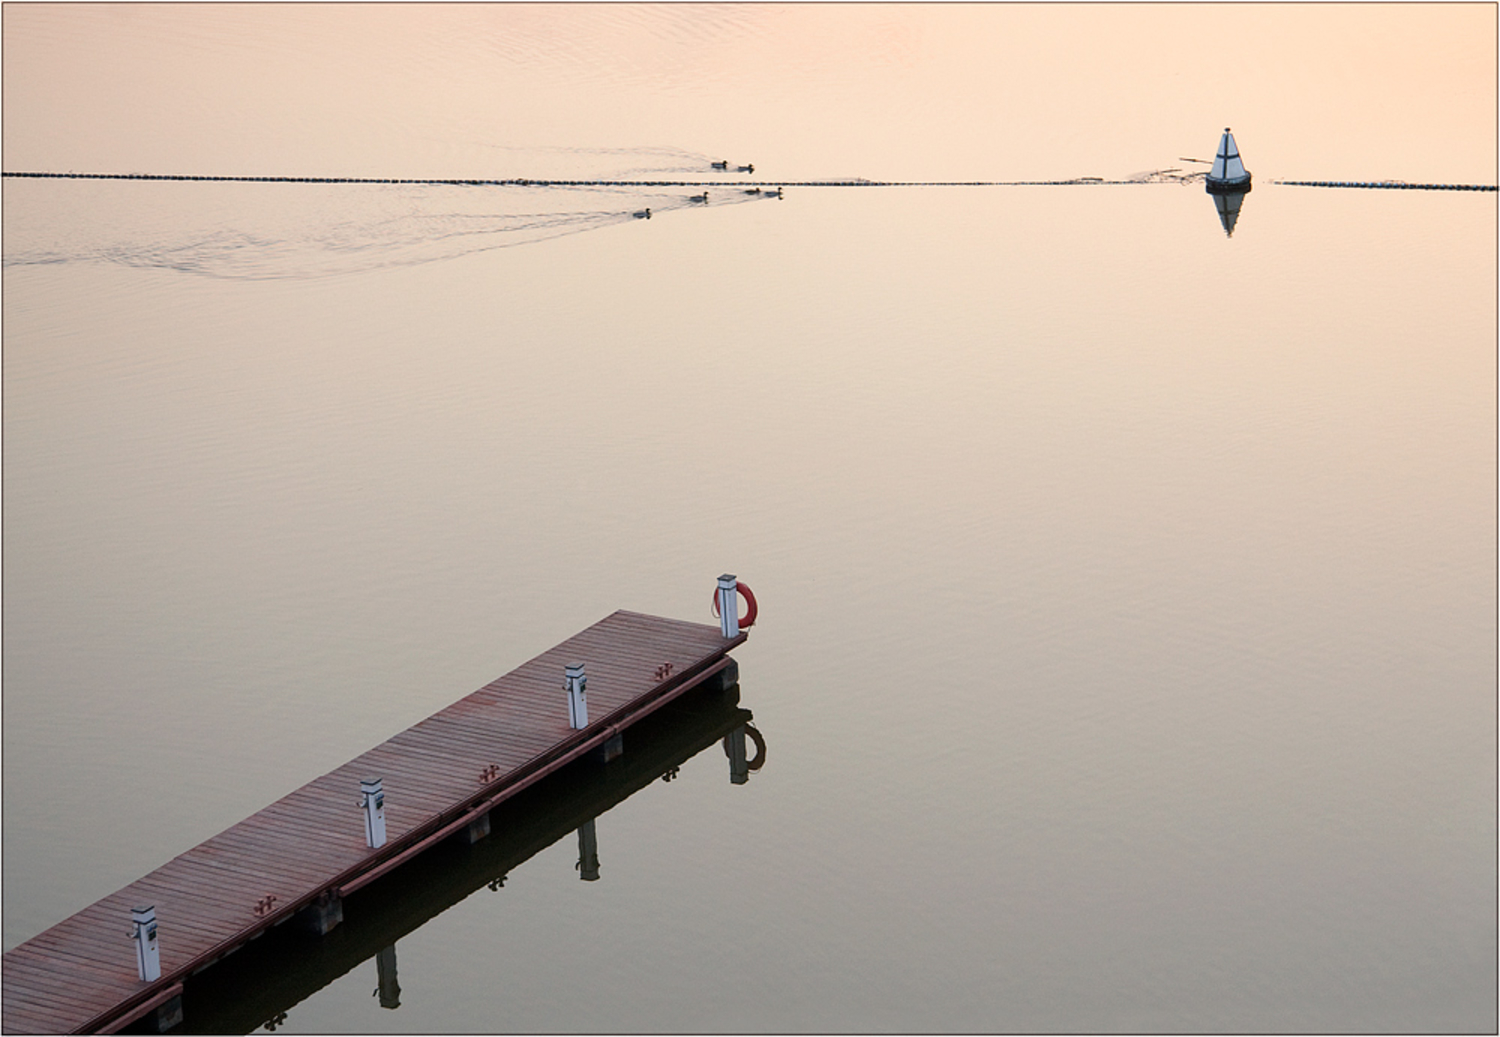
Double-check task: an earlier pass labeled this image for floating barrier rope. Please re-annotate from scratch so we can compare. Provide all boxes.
[9,166,1491,280]
[0,171,1196,187]
[5,171,1495,191]
[1275,180,1496,192]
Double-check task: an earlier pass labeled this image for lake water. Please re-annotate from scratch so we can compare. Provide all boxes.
[3,5,1496,1033]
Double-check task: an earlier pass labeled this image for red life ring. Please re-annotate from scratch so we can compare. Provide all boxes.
[711,581,758,629]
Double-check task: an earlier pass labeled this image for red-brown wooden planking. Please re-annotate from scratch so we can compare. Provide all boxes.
[2,611,743,1034]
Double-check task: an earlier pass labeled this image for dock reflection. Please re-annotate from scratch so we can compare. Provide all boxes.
[166,680,762,1034]
[373,944,400,1010]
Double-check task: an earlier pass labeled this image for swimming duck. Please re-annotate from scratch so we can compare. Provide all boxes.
[632,208,651,219]
[711,161,728,170]
[689,192,709,203]
[737,164,755,174]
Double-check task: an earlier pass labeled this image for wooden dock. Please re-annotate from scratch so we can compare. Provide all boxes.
[181,685,758,1033]
[2,610,747,1035]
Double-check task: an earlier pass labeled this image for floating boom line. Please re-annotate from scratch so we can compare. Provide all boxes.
[6,170,1494,191]
[1274,179,1496,192]
[2,170,1192,187]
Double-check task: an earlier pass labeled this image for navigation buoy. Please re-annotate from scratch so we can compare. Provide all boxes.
[1204,128,1252,236]
[1205,128,1252,193]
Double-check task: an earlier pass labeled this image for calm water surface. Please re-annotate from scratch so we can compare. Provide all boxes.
[4,5,1495,1033]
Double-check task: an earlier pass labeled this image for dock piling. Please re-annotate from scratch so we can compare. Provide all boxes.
[717,575,740,638]
[153,993,184,1032]
[461,812,492,844]
[598,731,624,763]
[296,891,343,936]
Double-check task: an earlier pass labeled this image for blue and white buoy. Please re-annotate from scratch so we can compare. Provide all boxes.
[1205,128,1252,193]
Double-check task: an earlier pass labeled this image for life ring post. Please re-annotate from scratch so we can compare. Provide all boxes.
[713,574,757,637]
[716,574,739,637]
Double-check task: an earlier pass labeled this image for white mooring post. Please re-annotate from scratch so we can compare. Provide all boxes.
[360,778,387,849]
[717,574,739,638]
[565,662,588,729]
[130,905,161,983]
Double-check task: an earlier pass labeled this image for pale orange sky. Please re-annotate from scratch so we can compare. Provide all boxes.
[4,3,1495,183]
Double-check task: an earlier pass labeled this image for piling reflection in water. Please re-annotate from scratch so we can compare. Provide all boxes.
[724,723,766,785]
[160,679,763,1034]
[374,945,400,1010]
[576,819,601,882]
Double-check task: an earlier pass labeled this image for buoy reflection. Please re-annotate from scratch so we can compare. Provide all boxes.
[1210,185,1251,237]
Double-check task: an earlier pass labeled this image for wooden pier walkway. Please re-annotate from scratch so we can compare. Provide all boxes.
[2,609,747,1034]
[182,687,758,1033]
